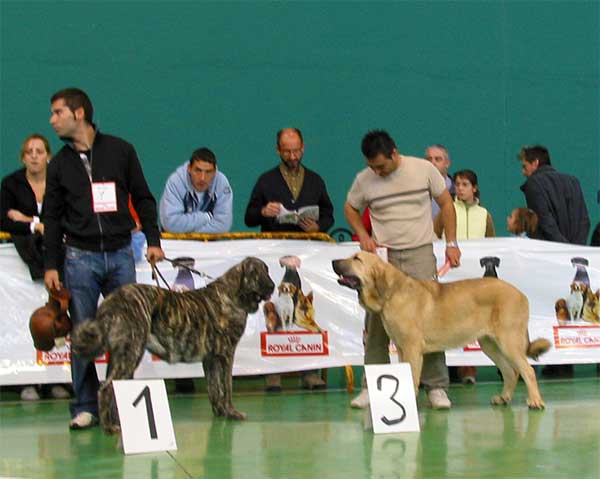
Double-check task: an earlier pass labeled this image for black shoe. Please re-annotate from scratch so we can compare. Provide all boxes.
[541,365,573,379]
[174,378,196,394]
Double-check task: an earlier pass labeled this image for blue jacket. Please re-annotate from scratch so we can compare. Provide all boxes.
[159,162,233,233]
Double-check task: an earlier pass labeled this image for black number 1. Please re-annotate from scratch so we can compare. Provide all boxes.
[132,385,158,439]
[377,374,407,425]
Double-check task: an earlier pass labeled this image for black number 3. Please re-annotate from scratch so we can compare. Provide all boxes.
[132,385,158,439]
[377,374,407,425]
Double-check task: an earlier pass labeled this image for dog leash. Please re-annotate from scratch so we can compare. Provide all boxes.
[163,257,214,280]
[150,261,172,291]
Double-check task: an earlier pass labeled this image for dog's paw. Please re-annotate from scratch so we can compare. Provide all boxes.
[225,409,247,420]
[102,424,122,436]
[527,399,545,410]
[490,395,511,406]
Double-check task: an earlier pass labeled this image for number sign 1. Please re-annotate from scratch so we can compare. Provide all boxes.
[113,379,177,454]
[364,364,421,434]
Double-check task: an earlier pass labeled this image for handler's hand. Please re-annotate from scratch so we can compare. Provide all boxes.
[446,245,461,268]
[146,246,165,263]
[261,202,282,218]
[7,209,28,223]
[44,269,61,291]
[358,233,378,253]
[298,217,319,233]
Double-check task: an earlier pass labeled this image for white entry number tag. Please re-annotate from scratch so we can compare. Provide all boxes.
[91,182,117,212]
[113,379,177,454]
[364,364,420,434]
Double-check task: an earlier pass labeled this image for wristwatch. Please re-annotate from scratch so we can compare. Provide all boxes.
[446,241,459,248]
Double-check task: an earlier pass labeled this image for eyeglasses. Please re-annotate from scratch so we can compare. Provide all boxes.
[279,148,302,157]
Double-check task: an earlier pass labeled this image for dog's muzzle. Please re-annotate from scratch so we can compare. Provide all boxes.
[332,260,362,290]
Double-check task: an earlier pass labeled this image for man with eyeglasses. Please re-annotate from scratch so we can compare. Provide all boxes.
[244,127,334,392]
[244,128,334,233]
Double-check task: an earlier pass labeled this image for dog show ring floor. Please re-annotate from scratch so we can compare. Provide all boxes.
[1,367,599,479]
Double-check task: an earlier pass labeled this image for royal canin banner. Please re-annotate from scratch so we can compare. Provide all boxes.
[0,238,599,385]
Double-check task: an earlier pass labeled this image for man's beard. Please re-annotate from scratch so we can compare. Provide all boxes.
[281,157,302,170]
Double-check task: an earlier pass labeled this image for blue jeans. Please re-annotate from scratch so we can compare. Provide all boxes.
[64,244,136,417]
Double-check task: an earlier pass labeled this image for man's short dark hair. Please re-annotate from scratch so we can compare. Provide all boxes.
[189,147,217,167]
[276,128,303,147]
[519,145,551,166]
[50,88,94,124]
[361,130,396,159]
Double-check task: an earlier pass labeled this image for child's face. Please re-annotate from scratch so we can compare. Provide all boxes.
[455,176,476,202]
[506,210,519,233]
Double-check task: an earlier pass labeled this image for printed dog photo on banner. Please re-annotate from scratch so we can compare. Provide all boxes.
[261,255,329,358]
[554,257,600,325]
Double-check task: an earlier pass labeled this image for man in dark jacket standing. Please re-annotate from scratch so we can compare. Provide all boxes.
[44,88,164,429]
[519,144,590,378]
[519,145,590,245]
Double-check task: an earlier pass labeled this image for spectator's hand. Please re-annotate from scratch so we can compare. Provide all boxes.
[298,217,319,233]
[7,209,29,223]
[44,269,61,291]
[446,245,461,267]
[261,202,282,218]
[146,246,165,264]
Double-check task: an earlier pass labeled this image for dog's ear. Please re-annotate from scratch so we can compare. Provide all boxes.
[360,262,387,313]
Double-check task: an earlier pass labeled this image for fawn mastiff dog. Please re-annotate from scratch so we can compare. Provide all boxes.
[72,257,274,434]
[332,251,551,409]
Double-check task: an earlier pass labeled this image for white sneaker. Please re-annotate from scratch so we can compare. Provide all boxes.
[50,385,71,399]
[427,388,451,409]
[350,389,370,409]
[69,412,99,430]
[20,386,40,401]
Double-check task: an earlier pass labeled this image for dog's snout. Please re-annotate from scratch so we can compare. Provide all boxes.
[332,259,342,275]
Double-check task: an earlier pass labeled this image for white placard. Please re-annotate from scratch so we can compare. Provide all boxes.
[113,379,177,455]
[364,364,420,434]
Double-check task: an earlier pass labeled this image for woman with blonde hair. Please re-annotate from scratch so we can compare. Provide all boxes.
[0,133,70,401]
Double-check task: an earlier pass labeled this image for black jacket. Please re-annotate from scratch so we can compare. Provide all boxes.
[0,168,42,235]
[244,166,334,232]
[520,165,590,245]
[44,131,160,269]
[591,222,600,247]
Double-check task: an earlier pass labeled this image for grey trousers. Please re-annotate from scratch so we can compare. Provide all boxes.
[363,243,449,391]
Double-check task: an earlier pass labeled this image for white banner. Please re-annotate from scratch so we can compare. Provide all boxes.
[1,237,599,385]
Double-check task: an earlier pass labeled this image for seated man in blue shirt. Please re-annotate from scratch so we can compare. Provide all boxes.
[159,147,233,394]
[160,147,233,233]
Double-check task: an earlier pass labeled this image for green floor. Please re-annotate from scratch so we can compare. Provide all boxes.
[1,368,599,479]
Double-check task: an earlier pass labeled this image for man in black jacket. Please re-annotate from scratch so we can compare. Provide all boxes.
[244,128,334,233]
[244,127,334,392]
[519,144,590,378]
[44,88,164,429]
[519,145,590,245]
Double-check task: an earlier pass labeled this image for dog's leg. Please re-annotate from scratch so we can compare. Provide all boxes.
[399,344,423,398]
[478,336,519,406]
[500,341,545,409]
[99,341,146,435]
[203,354,247,420]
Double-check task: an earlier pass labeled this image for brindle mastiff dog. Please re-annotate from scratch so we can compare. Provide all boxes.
[72,257,274,434]
[332,251,551,409]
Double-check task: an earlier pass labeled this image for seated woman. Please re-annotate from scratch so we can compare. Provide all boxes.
[0,133,70,401]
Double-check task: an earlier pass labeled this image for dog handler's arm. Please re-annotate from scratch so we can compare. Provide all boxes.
[344,202,377,252]
[44,269,61,292]
[434,190,461,267]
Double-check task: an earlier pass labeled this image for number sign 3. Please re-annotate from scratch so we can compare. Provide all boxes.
[364,364,421,434]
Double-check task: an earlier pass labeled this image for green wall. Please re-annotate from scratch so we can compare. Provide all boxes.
[1,1,598,235]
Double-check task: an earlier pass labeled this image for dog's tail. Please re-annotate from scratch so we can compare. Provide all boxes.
[527,338,552,361]
[71,320,105,359]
